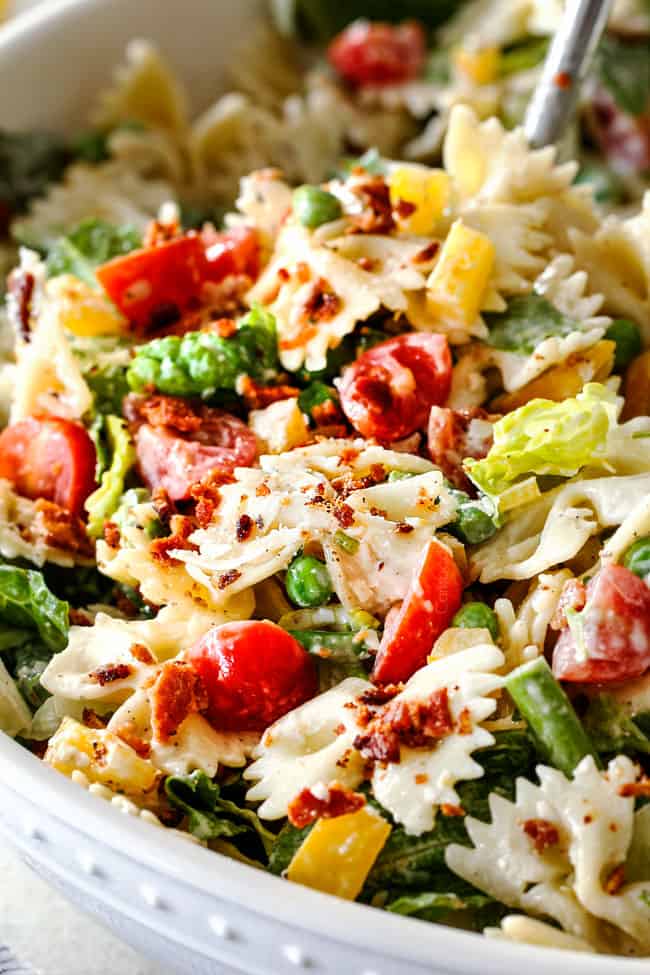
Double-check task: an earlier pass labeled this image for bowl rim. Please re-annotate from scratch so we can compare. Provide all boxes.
[0,0,649,969]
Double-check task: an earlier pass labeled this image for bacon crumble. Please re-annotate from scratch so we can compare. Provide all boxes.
[287,783,366,829]
[103,520,121,549]
[522,818,560,854]
[150,660,208,743]
[89,663,133,686]
[354,688,455,765]
[33,499,94,558]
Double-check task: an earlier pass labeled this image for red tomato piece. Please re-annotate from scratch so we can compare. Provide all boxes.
[373,539,464,684]
[328,20,426,87]
[187,620,318,731]
[133,407,257,501]
[339,333,452,442]
[552,565,650,683]
[427,406,495,491]
[96,234,207,333]
[202,226,260,283]
[0,416,96,515]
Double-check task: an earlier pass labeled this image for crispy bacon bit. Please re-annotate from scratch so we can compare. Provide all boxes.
[150,660,208,743]
[138,395,202,433]
[287,783,366,829]
[370,506,388,518]
[415,773,428,785]
[256,482,271,497]
[278,267,291,283]
[143,216,181,247]
[89,663,133,686]
[69,608,93,627]
[33,499,94,558]
[554,71,572,90]
[311,398,346,429]
[395,522,414,534]
[116,723,152,758]
[456,708,473,736]
[333,501,355,528]
[150,514,198,565]
[82,708,106,729]
[358,684,403,706]
[551,578,587,631]
[412,241,440,264]
[604,864,626,896]
[354,688,455,765]
[103,520,121,549]
[427,407,496,492]
[210,317,237,338]
[7,268,35,341]
[296,261,311,283]
[619,778,650,798]
[236,513,255,543]
[522,818,560,854]
[349,175,395,234]
[441,803,465,817]
[151,486,176,524]
[300,277,341,327]
[189,475,228,528]
[217,568,242,590]
[131,642,155,665]
[357,256,377,272]
[92,741,108,764]
[394,198,417,219]
[331,464,386,497]
[239,375,301,410]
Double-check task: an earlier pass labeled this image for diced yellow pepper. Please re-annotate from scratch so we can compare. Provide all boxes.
[426,220,495,330]
[45,716,159,798]
[490,340,615,412]
[47,274,127,336]
[388,165,450,235]
[453,46,500,85]
[287,806,391,901]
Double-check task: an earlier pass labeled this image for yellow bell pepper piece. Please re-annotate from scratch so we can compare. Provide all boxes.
[491,340,615,412]
[426,220,495,330]
[287,805,391,900]
[388,165,450,235]
[453,46,500,85]
[45,716,159,798]
[47,274,127,336]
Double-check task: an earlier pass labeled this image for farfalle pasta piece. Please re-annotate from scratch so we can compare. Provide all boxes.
[369,643,504,835]
[471,473,650,582]
[0,479,88,568]
[91,39,189,137]
[243,677,372,820]
[494,569,572,671]
[447,756,650,951]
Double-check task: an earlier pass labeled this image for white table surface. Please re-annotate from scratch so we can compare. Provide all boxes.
[0,841,175,975]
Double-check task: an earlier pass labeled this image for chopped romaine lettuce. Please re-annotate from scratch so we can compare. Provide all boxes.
[46,219,141,287]
[85,416,136,538]
[0,563,69,652]
[465,383,618,503]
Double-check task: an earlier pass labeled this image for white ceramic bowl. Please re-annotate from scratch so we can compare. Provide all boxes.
[0,3,647,972]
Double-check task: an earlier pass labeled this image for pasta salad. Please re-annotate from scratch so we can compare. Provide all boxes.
[2,4,650,957]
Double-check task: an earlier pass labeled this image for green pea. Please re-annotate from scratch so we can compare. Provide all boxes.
[622,536,650,580]
[454,504,497,545]
[293,185,342,229]
[286,555,333,607]
[452,602,500,641]
[604,318,642,372]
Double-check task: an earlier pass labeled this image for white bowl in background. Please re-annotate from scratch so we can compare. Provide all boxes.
[0,2,646,972]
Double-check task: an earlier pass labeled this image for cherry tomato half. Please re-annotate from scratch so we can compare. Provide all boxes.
[187,620,318,731]
[373,539,464,684]
[339,333,452,442]
[552,565,650,683]
[328,20,426,87]
[133,405,257,501]
[0,416,97,515]
[202,226,260,282]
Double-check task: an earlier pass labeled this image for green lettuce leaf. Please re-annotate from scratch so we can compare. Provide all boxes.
[0,564,69,652]
[45,219,141,287]
[84,415,136,538]
[165,770,276,855]
[582,693,650,757]
[465,383,618,504]
[485,294,580,355]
